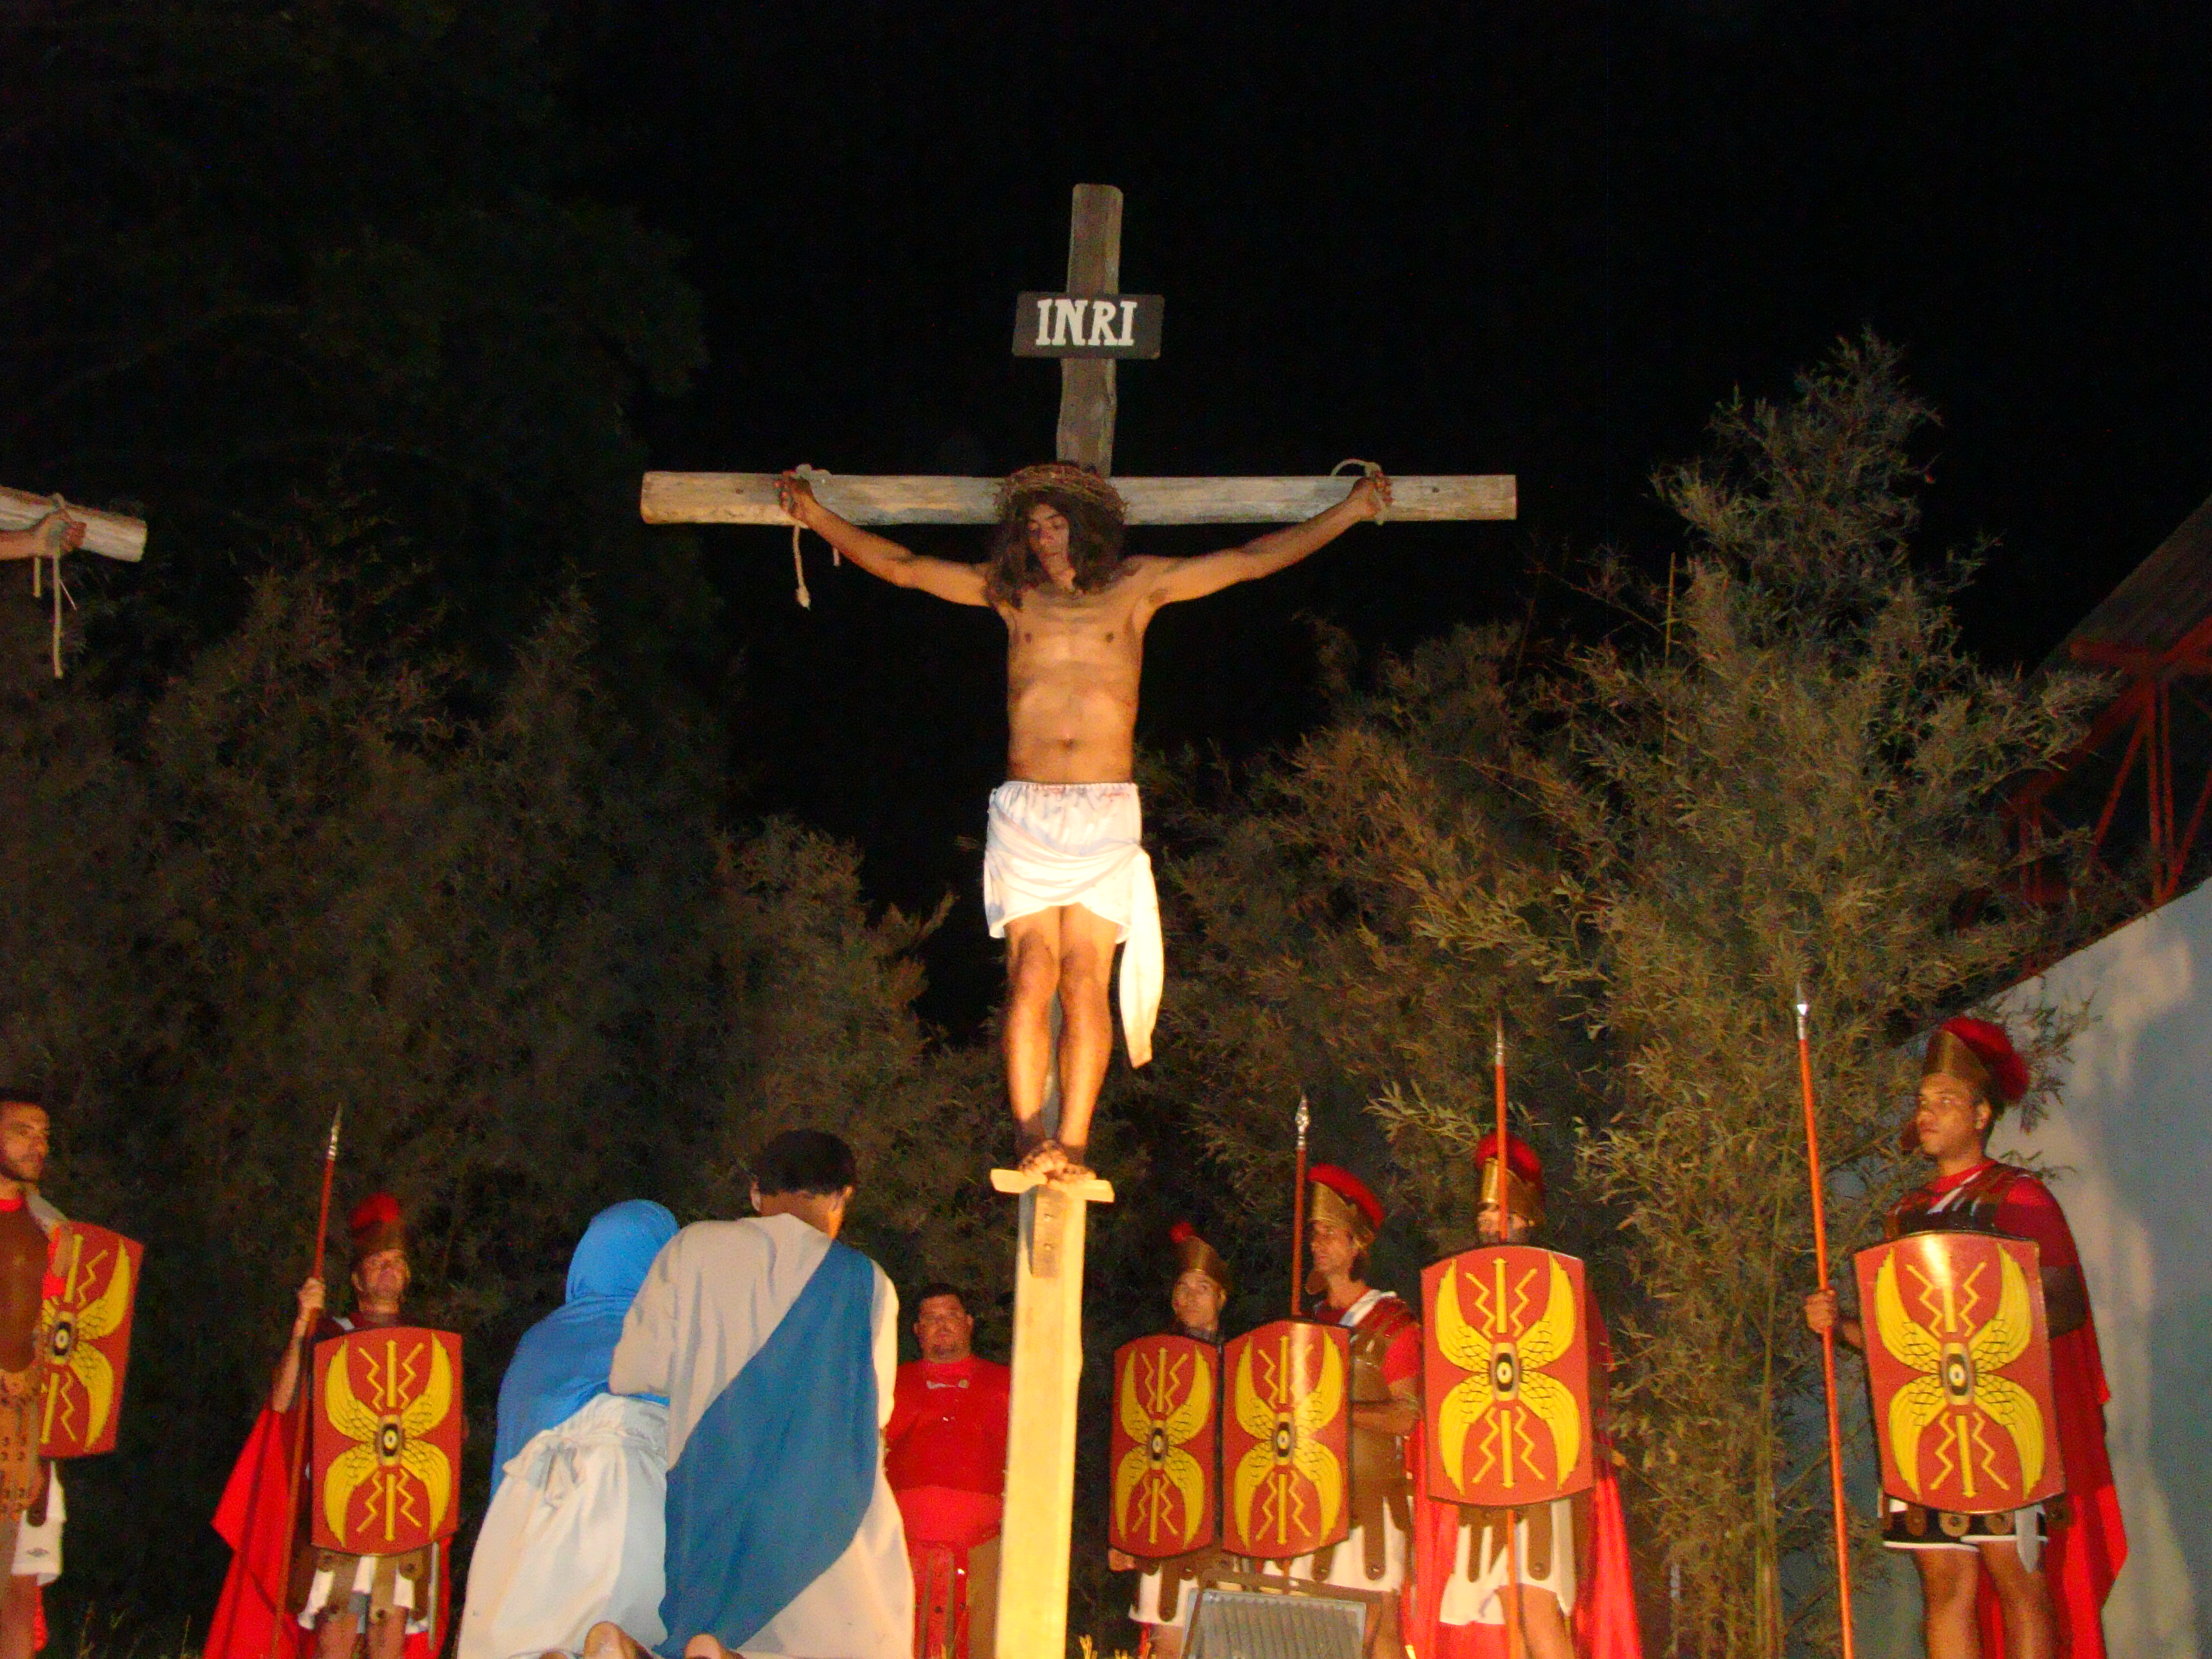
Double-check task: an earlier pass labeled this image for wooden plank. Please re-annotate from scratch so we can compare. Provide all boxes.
[991,1170,1112,1659]
[0,486,146,562]
[1057,184,1121,476]
[641,471,1517,527]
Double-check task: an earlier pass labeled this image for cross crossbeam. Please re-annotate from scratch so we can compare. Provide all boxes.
[640,470,1515,527]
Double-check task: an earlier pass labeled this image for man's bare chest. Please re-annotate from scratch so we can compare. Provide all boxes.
[998,591,1150,671]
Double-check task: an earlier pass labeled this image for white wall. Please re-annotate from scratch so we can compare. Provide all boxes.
[1979,886,2212,1658]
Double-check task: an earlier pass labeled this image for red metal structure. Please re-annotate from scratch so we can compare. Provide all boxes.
[2008,492,2212,908]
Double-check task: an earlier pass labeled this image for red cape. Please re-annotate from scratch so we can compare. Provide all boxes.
[1404,1304,1642,1659]
[1976,1321,2126,1659]
[205,1404,451,1659]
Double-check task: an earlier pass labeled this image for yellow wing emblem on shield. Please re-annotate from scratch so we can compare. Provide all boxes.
[39,1232,134,1450]
[1230,1331,1344,1546]
[1114,1348,1214,1550]
[323,1336,454,1545]
[1873,1253,1948,1495]
[1435,1254,1581,1488]
[1968,1251,2045,1494]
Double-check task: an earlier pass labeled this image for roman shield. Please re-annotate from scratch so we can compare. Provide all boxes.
[310,1326,463,1553]
[37,1222,143,1459]
[1220,1319,1350,1559]
[1855,1231,2065,1513]
[1423,1246,1594,1507]
[1110,1334,1219,1557]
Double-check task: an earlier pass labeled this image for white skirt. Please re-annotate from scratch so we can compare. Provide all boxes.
[457,1393,670,1659]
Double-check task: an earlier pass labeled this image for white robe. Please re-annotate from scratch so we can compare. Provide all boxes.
[611,1214,910,1659]
[456,1393,669,1659]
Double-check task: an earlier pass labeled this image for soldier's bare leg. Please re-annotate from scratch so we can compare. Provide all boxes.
[1976,1540,2054,1659]
[314,1612,363,1659]
[1914,1550,1984,1659]
[0,1579,31,1659]
[1516,1587,1576,1659]
[365,1605,408,1659]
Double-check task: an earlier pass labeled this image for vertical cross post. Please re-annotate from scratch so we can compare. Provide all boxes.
[989,1166,1114,1658]
[1056,184,1123,476]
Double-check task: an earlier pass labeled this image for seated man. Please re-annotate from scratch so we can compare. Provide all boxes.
[885,1283,1010,1659]
[598,1131,910,1659]
[460,1200,678,1659]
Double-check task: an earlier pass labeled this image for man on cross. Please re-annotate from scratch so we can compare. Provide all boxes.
[778,463,1390,1180]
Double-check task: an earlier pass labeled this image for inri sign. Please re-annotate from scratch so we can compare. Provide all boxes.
[1011,292,1165,360]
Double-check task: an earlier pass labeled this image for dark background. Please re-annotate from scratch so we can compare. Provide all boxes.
[586,3,2212,1030]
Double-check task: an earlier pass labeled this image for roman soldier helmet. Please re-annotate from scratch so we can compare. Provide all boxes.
[1920,1016,2029,1109]
[1169,1221,1233,1298]
[1305,1164,1382,1293]
[349,1191,406,1258]
[1475,1129,1546,1230]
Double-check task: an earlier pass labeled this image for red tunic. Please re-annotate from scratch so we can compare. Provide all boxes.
[1890,1160,2126,1659]
[884,1354,1011,1550]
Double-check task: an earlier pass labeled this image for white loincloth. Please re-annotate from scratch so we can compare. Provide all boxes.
[1437,1500,1576,1626]
[457,1393,669,1659]
[11,1466,61,1585]
[982,782,1163,1070]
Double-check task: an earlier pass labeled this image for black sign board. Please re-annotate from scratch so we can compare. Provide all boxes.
[1011,293,1165,360]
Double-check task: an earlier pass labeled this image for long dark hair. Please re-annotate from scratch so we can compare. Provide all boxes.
[982,485,1126,605]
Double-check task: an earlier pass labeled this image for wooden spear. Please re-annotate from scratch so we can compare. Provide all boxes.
[269,1106,342,1659]
[1795,986,1857,1659]
[1288,1095,1310,1317]
[1494,1014,1526,1659]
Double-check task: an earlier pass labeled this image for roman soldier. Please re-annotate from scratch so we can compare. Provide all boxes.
[0,1089,66,1659]
[208,1192,450,1659]
[1265,1164,1418,1656]
[1109,1221,1235,1659]
[1411,1132,1641,1659]
[1804,1017,2126,1659]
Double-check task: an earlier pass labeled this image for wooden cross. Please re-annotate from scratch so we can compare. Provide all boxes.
[639,185,1515,535]
[639,184,1516,1659]
[1,485,147,678]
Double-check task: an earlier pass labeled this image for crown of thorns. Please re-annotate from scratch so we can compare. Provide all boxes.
[997,463,1126,523]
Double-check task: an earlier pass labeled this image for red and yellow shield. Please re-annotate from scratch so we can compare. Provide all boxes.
[1423,1246,1593,1507]
[1219,1319,1349,1559]
[1855,1231,2064,1513]
[1110,1334,1219,1558]
[310,1326,463,1553]
[38,1222,142,1459]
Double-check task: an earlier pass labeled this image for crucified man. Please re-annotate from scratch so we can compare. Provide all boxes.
[778,462,1390,1180]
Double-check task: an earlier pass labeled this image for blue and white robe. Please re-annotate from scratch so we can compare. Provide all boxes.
[609,1214,909,1659]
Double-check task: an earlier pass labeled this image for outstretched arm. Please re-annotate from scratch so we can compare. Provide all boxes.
[1139,473,1390,609]
[778,474,989,607]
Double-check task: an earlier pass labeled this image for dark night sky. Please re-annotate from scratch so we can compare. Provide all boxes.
[591,3,2212,1029]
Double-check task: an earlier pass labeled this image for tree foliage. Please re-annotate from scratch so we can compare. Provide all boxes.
[1156,338,2099,1655]
[0,563,998,1635]
[1,0,710,685]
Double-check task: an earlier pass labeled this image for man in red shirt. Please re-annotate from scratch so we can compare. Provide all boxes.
[1806,1017,2126,1659]
[884,1284,1011,1659]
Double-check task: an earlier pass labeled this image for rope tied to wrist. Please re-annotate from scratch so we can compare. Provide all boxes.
[787,465,835,608]
[1329,459,1390,524]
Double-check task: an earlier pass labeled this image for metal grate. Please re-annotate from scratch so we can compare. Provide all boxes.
[1185,1587,1367,1659]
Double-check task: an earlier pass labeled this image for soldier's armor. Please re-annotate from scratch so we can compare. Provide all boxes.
[1886,1160,2028,1240]
[0,1203,49,1518]
[1313,1295,1415,1583]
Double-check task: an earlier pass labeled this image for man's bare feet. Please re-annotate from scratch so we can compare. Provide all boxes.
[584,1623,652,1659]
[1046,1148,1095,1185]
[1018,1136,1070,1178]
